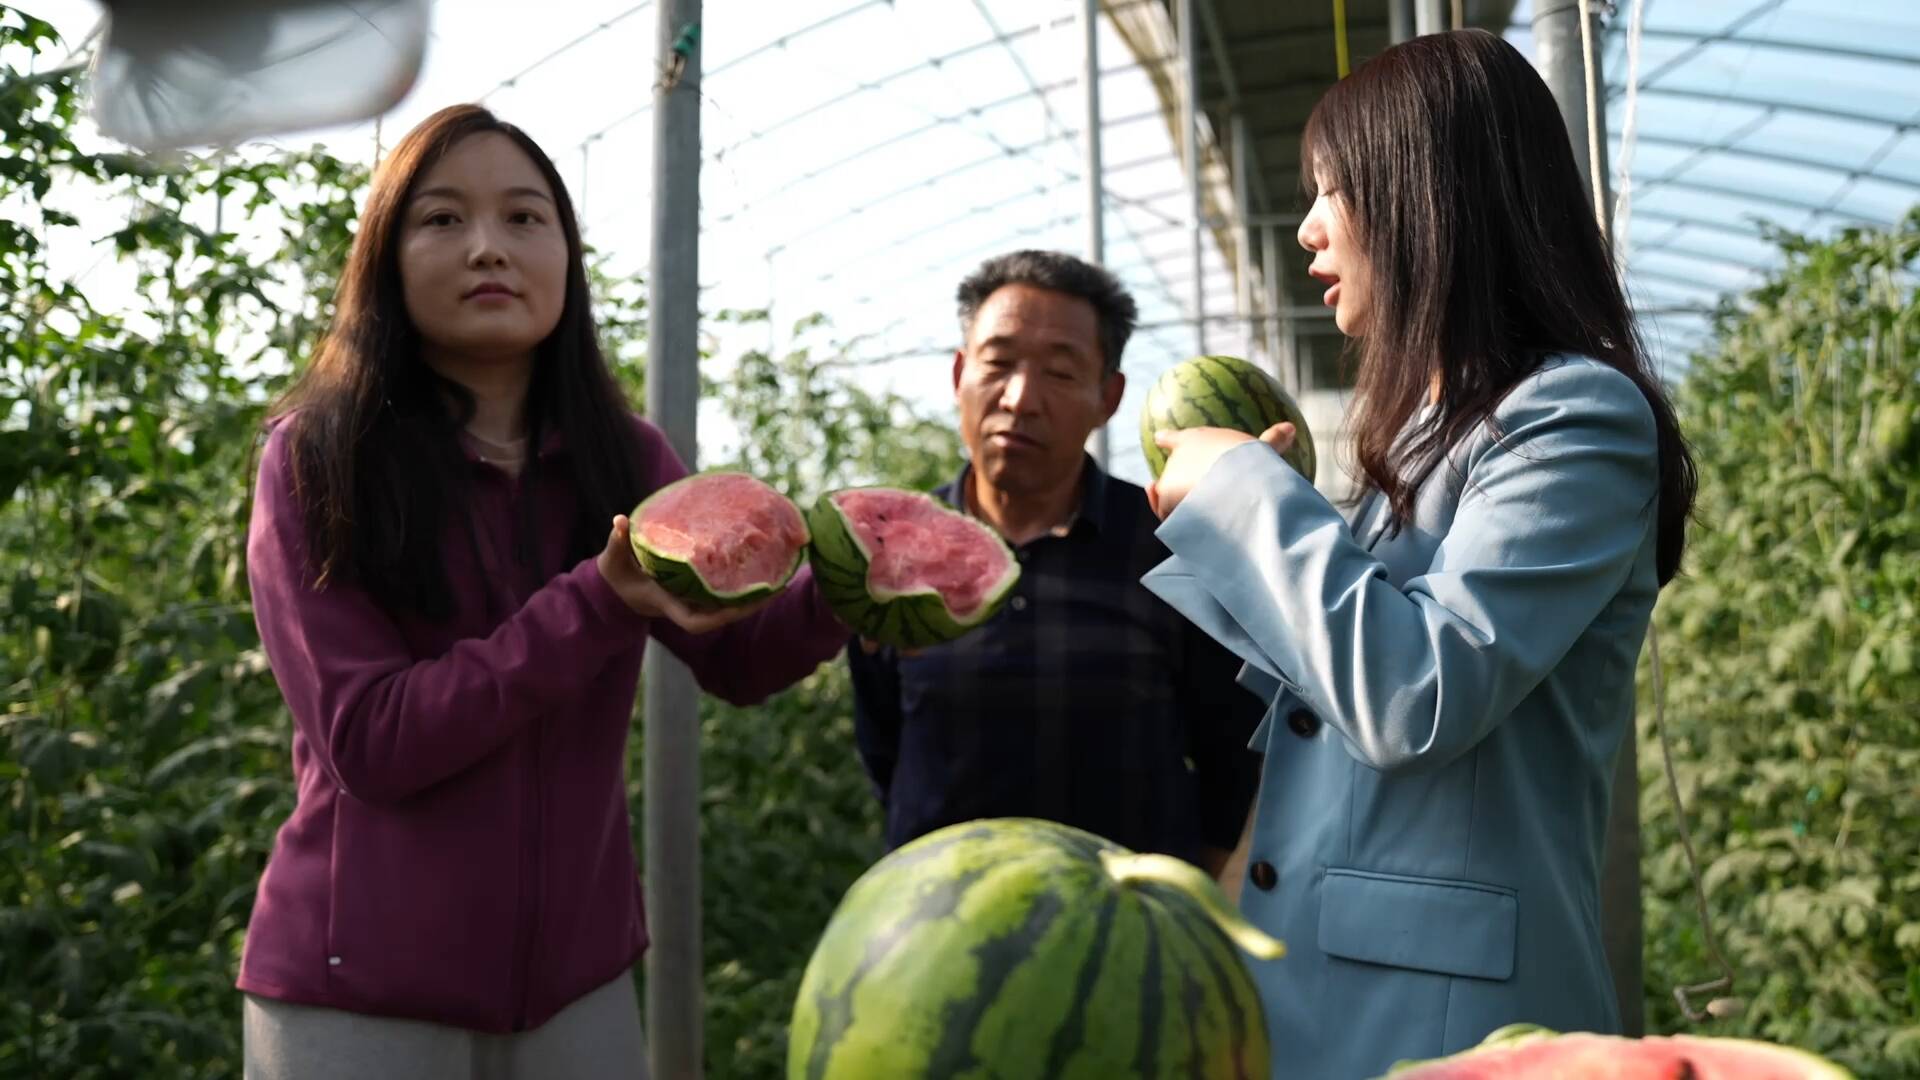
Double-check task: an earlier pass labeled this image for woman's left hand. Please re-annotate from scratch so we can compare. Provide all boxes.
[599,515,776,633]
[1146,422,1297,520]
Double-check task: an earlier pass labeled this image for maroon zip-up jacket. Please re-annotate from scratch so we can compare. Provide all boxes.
[237,412,848,1032]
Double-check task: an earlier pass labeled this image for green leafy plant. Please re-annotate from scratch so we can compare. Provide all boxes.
[1,13,961,1076]
[2,12,364,1076]
[1639,207,1920,1079]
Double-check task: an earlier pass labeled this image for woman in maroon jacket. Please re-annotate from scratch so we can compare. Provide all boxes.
[239,104,848,1078]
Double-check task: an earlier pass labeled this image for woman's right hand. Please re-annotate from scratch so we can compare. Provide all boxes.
[597,516,775,634]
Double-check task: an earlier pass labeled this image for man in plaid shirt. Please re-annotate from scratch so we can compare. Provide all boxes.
[846,250,1264,875]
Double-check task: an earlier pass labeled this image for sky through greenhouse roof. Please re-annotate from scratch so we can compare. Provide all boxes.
[20,0,1920,487]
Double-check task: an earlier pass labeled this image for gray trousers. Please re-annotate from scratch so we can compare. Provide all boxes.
[243,970,648,1080]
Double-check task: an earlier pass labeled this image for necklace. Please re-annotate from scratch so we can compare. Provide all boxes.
[465,427,528,467]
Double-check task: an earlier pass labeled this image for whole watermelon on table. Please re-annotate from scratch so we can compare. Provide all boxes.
[1140,354,1316,483]
[629,470,809,607]
[787,818,1285,1079]
[807,486,1019,649]
[1380,1022,1854,1078]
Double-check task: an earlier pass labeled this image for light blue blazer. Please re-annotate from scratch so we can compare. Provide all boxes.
[1142,357,1661,1080]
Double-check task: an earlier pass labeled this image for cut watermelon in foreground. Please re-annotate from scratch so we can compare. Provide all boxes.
[1382,1024,1854,1079]
[787,818,1286,1079]
[630,471,808,607]
[807,487,1019,649]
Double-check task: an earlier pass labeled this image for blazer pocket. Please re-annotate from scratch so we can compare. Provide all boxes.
[1318,868,1517,981]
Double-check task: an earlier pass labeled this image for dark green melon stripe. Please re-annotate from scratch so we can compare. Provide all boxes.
[885,603,911,645]
[814,566,867,595]
[1157,902,1220,1077]
[817,581,868,609]
[1175,935,1211,1075]
[1148,395,1219,439]
[652,558,707,601]
[1219,357,1285,418]
[803,859,997,1080]
[1039,891,1121,1077]
[809,541,864,578]
[1195,361,1268,425]
[1132,902,1165,1077]
[806,498,880,637]
[806,838,1094,1074]
[841,822,1005,898]
[803,823,1266,1078]
[1146,394,1187,431]
[811,497,899,643]
[809,490,1019,647]
[924,885,1071,1075]
[658,561,691,591]
[1175,360,1265,433]
[1152,886,1262,1079]
[866,603,895,645]
[821,588,872,622]
[1193,911,1266,1071]
[900,602,938,648]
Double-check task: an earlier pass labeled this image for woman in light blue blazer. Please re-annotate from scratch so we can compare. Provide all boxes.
[1140,30,1698,1080]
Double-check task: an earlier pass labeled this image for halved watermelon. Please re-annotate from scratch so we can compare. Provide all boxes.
[807,487,1019,649]
[629,471,808,607]
[1382,1024,1854,1079]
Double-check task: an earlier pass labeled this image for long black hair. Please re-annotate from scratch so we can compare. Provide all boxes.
[270,103,642,618]
[1303,29,1696,583]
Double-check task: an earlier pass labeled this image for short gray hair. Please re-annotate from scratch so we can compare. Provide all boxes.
[956,249,1138,375]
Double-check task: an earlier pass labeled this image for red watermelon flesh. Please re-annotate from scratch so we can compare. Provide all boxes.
[634,473,807,596]
[1390,1031,1851,1079]
[836,489,1001,620]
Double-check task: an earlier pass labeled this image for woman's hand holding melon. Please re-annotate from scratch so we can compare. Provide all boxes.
[597,515,774,633]
[1146,422,1297,520]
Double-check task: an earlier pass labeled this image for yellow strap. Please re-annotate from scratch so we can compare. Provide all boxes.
[1333,0,1351,77]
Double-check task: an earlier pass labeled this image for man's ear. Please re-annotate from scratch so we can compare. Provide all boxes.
[951,348,966,394]
[1099,369,1127,424]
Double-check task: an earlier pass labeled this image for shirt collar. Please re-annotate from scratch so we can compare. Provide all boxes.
[941,451,1111,538]
[455,423,568,466]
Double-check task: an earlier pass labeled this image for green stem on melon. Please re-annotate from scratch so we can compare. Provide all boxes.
[1099,850,1286,961]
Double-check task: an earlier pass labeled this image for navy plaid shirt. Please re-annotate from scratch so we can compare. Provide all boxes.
[846,456,1265,866]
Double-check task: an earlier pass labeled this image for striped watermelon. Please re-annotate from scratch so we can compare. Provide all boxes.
[806,487,1018,649]
[1381,1023,1854,1078]
[629,471,808,607]
[788,818,1285,1079]
[1140,354,1316,483]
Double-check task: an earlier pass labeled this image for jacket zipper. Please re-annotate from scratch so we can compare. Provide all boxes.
[509,468,544,1031]
[469,465,544,1032]
[513,727,544,1029]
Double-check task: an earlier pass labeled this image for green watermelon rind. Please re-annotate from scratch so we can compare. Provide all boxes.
[805,487,1020,650]
[1381,1024,1856,1079]
[786,817,1276,1080]
[1139,354,1317,485]
[629,471,808,608]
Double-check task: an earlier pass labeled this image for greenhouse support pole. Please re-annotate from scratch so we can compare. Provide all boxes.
[1084,0,1110,467]
[1538,0,1613,219]
[1537,0,1644,1038]
[1415,0,1446,36]
[1390,0,1415,43]
[1232,112,1255,369]
[644,0,705,1074]
[1180,0,1206,355]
